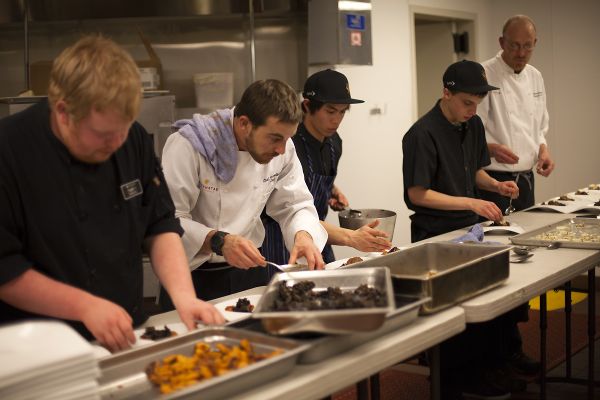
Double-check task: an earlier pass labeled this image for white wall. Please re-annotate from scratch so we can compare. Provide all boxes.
[328,0,494,258]
[328,0,600,259]
[487,0,600,203]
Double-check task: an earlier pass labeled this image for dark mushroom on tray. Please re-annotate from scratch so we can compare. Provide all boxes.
[141,325,178,341]
[225,297,255,312]
[542,200,566,206]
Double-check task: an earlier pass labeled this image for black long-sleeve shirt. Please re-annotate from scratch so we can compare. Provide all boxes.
[0,100,182,338]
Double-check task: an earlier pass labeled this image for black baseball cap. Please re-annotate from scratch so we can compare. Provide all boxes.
[443,60,499,94]
[302,69,364,104]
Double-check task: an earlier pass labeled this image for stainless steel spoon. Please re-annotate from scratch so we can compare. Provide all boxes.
[546,241,561,250]
[265,261,309,272]
[510,253,534,263]
[505,197,515,216]
[513,246,534,256]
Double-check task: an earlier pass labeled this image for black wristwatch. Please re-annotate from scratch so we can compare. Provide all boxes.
[210,231,230,256]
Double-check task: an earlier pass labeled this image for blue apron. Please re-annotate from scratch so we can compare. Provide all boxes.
[262,132,337,273]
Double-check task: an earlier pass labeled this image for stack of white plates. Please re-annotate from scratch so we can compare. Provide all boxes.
[0,320,100,400]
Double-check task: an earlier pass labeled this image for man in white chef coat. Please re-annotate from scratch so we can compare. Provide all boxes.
[478,14,555,211]
[477,14,548,389]
[160,79,327,307]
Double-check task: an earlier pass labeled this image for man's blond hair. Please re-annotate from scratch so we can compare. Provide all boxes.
[48,35,141,123]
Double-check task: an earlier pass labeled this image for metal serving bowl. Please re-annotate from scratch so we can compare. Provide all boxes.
[338,208,397,241]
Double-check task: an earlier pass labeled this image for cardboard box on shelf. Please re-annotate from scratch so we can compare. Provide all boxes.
[136,28,163,91]
[30,60,53,96]
[28,29,163,96]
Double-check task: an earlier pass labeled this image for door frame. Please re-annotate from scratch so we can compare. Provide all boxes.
[409,5,478,121]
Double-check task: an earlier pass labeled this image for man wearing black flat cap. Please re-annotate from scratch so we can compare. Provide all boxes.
[403,61,521,399]
[262,69,391,267]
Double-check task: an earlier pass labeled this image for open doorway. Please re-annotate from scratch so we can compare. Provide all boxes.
[410,7,476,119]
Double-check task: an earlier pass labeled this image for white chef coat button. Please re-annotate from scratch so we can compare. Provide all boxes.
[253,185,258,190]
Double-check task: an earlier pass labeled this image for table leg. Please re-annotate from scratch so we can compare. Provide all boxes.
[357,378,369,400]
[565,281,572,378]
[540,292,547,400]
[370,374,380,400]
[429,345,440,400]
[587,269,596,400]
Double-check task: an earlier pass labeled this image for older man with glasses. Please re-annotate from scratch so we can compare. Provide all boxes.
[477,14,553,393]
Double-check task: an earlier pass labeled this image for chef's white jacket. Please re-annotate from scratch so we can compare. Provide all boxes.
[161,122,327,269]
[478,52,549,172]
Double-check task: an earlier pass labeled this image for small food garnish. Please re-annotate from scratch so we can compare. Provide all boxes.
[141,326,177,341]
[341,256,363,266]
[381,246,400,255]
[575,190,589,195]
[558,195,575,201]
[588,184,600,190]
[225,297,254,312]
[491,219,510,227]
[542,200,566,206]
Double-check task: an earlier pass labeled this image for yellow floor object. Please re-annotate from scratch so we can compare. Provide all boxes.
[529,289,587,311]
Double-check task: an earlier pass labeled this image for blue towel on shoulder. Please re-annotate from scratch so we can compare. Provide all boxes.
[173,108,238,183]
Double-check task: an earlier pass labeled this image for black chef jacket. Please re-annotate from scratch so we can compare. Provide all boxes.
[402,100,491,240]
[0,100,183,338]
[292,123,342,180]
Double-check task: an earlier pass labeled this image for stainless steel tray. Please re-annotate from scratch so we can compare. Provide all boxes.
[342,242,511,314]
[232,293,429,364]
[98,327,307,400]
[252,267,395,335]
[510,218,600,249]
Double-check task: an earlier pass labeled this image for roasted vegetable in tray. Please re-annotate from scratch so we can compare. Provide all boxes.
[146,339,283,394]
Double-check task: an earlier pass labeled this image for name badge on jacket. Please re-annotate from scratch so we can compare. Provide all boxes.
[120,179,143,200]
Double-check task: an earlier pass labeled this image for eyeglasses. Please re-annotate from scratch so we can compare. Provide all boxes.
[504,38,535,52]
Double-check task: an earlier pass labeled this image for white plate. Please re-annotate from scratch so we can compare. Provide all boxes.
[325,256,372,270]
[0,321,94,387]
[481,221,525,234]
[529,200,599,214]
[213,294,262,323]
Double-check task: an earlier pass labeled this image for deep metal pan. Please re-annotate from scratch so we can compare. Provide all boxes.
[252,267,395,335]
[341,242,511,314]
[98,327,307,400]
[232,293,429,364]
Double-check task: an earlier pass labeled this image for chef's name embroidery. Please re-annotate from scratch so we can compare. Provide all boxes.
[263,173,279,183]
[120,179,143,200]
[199,182,219,192]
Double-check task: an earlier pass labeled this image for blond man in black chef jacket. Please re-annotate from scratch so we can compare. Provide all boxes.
[0,35,223,352]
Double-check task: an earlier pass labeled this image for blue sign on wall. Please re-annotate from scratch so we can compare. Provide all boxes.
[345,14,366,30]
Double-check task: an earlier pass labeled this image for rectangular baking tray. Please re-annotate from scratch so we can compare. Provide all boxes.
[342,242,511,314]
[510,217,600,249]
[252,267,395,335]
[97,327,308,400]
[232,293,428,364]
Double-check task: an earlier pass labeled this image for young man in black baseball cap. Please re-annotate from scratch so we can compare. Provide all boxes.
[403,60,518,242]
[261,69,391,267]
[403,60,519,399]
